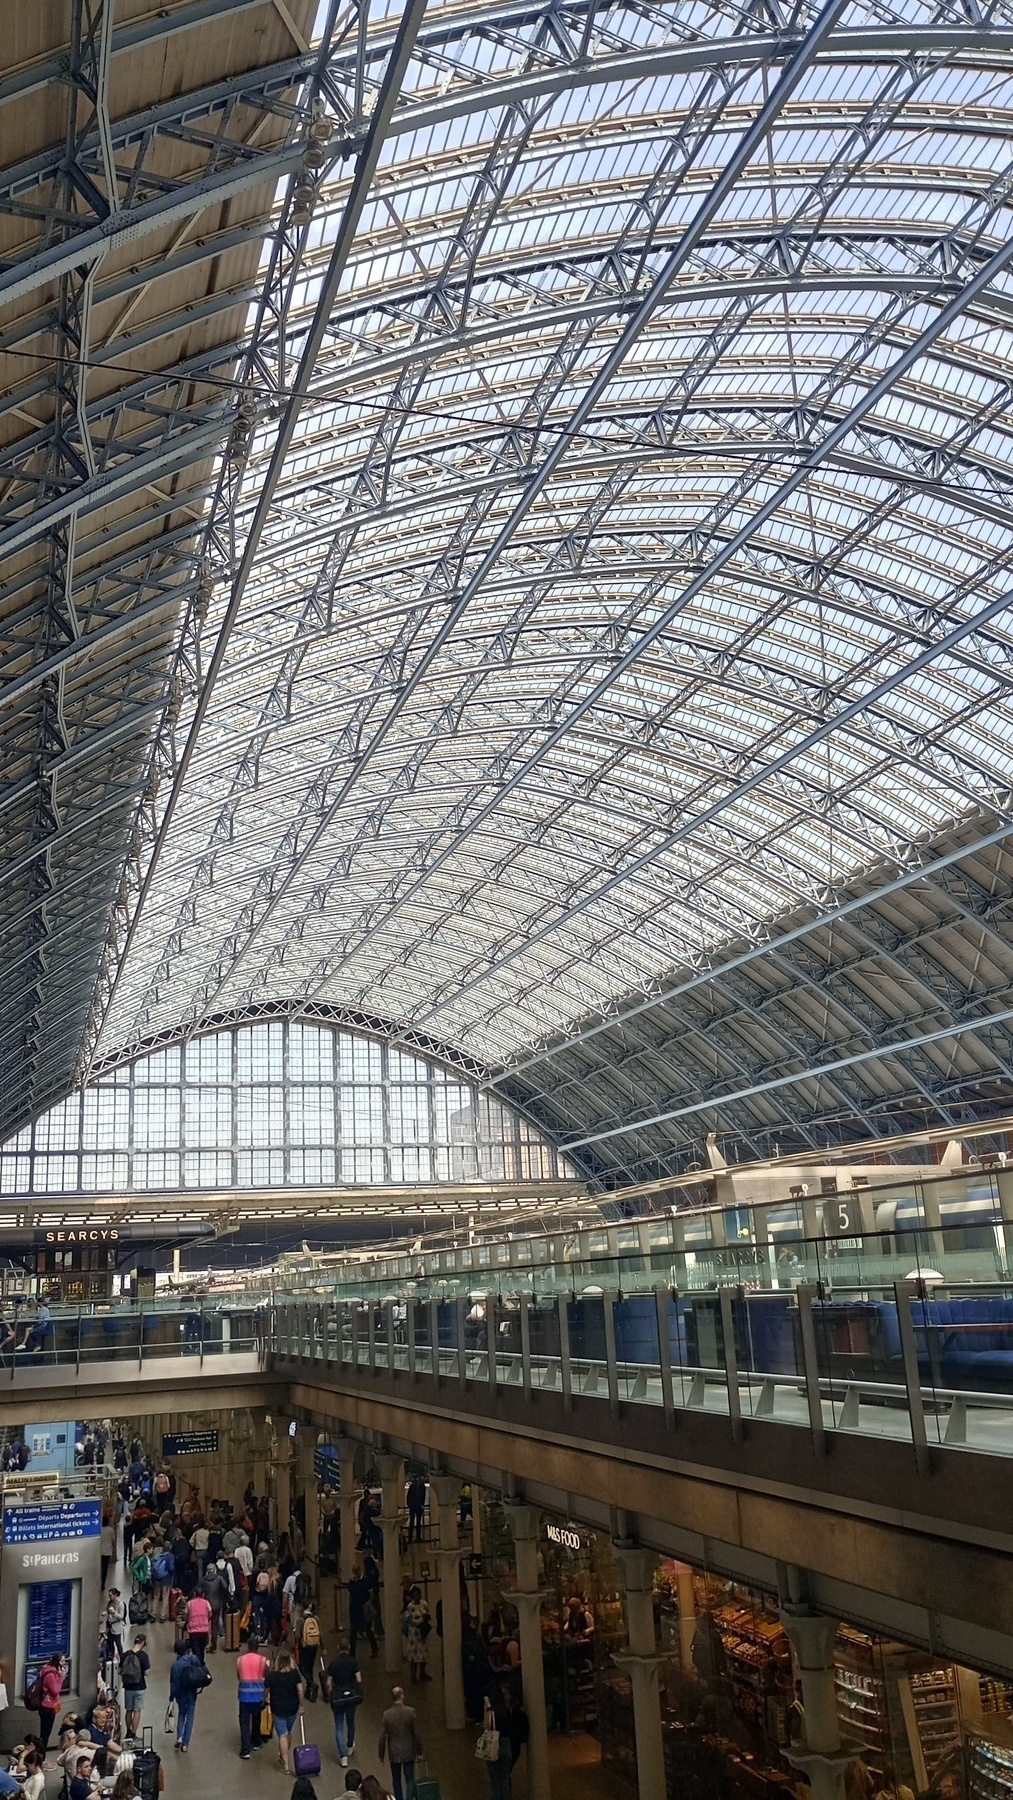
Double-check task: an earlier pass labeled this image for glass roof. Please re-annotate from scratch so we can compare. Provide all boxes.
[96,0,1013,1073]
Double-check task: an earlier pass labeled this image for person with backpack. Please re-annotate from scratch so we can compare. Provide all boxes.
[169,1637,211,1752]
[252,1568,280,1645]
[203,1560,231,1653]
[149,1545,173,1622]
[31,1652,68,1751]
[129,1543,151,1610]
[191,1519,210,1582]
[224,1552,247,1648]
[283,1567,310,1646]
[120,1635,150,1740]
[170,1529,193,1598]
[297,1602,322,1702]
[236,1635,271,1760]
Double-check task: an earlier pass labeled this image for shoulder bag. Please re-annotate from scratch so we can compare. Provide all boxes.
[475,1705,500,1764]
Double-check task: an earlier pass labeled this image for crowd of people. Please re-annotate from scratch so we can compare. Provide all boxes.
[3,1430,536,1800]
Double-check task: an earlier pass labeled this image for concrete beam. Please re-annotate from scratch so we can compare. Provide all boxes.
[282,1370,1013,1676]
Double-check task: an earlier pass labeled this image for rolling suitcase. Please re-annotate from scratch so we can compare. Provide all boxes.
[292,1715,321,1778]
[132,1727,161,1800]
[225,1608,241,1651]
[415,1760,441,1800]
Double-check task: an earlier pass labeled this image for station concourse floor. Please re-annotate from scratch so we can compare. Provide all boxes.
[81,1565,628,1800]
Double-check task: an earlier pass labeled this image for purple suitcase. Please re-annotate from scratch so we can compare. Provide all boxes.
[293,1717,321,1777]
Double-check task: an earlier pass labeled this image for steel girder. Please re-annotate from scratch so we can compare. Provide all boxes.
[87,996,489,1083]
[0,58,314,312]
[0,0,323,1145]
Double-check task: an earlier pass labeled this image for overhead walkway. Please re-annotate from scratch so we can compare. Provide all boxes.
[9,1192,1013,1681]
[0,1298,280,1420]
[265,1176,1013,1681]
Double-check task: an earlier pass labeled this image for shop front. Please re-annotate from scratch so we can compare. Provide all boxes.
[474,1490,1013,1798]
[460,1488,1013,1797]
[641,1564,1013,1800]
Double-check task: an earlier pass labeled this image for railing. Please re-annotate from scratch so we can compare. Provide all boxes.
[273,1198,1013,1305]
[270,1284,1013,1469]
[9,1280,1013,1471]
[0,1298,267,1380]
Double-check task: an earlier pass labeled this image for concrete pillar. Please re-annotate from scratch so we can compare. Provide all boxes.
[504,1503,551,1800]
[470,1483,484,1619]
[429,1474,466,1730]
[614,1545,666,1800]
[252,1409,269,1497]
[780,1605,849,1800]
[215,1410,234,1508]
[377,1453,404,1674]
[299,1427,320,1580]
[273,1424,292,1540]
[672,1560,696,1671]
[335,1439,358,1630]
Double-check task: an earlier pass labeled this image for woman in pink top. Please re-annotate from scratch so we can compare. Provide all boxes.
[38,1653,67,1750]
[185,1592,212,1662]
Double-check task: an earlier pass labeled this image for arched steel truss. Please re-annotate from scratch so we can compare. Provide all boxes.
[493,813,1013,1182]
[15,0,1013,1166]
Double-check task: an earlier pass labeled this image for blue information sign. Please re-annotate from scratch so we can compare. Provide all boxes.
[162,1429,218,1457]
[3,1498,101,1544]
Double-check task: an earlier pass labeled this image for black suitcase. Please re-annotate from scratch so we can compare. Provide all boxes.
[133,1727,161,1800]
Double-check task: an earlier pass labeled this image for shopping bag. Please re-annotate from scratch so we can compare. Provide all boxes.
[475,1707,500,1763]
[260,1702,273,1738]
[475,1726,500,1762]
[164,1701,175,1735]
[292,1715,321,1778]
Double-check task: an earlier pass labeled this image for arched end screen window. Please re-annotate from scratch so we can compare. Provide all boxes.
[0,1020,569,1194]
